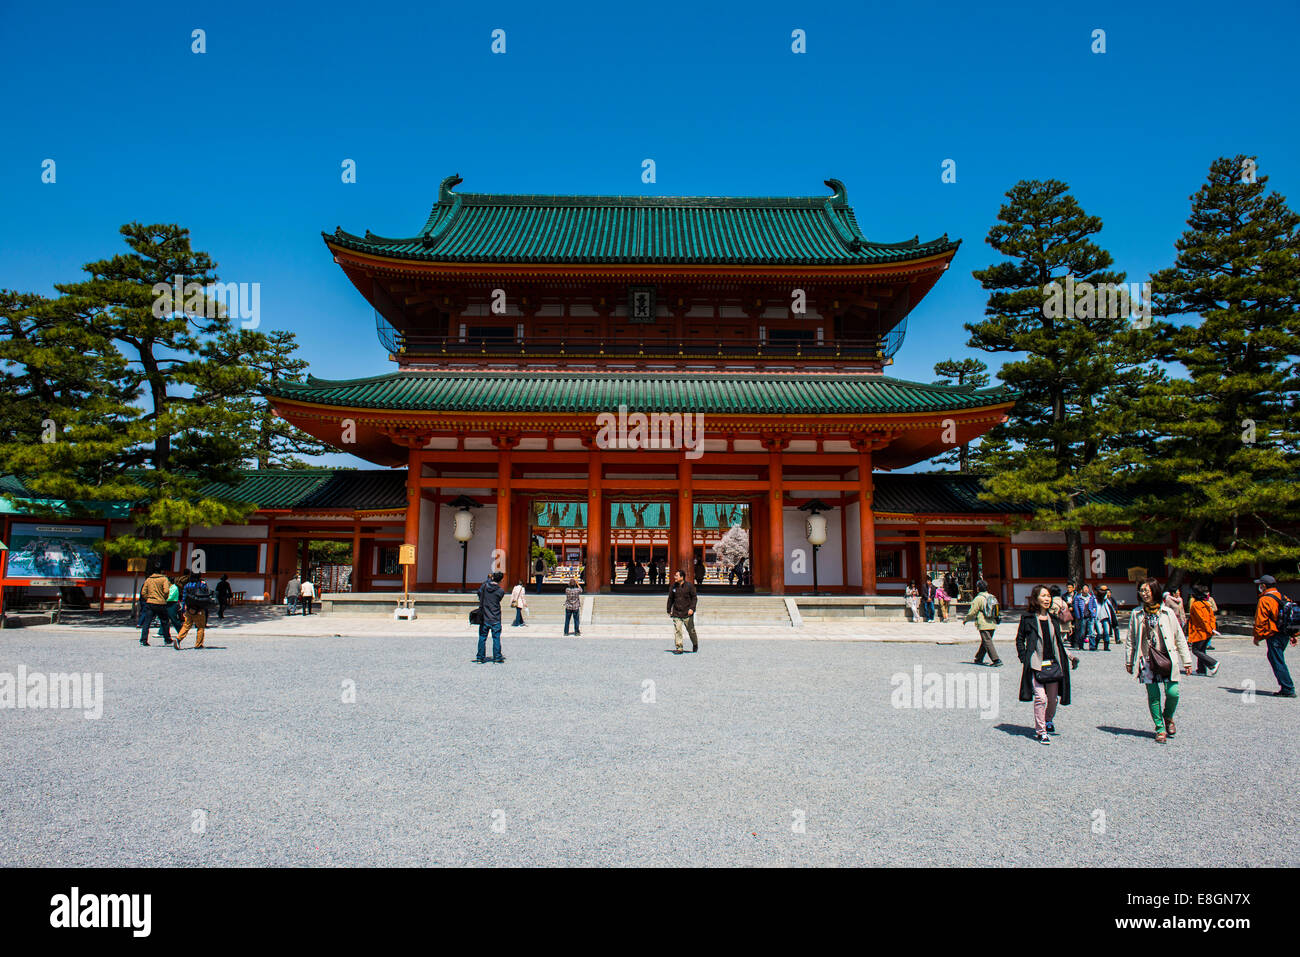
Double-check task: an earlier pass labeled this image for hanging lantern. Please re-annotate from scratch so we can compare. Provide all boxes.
[741,506,750,530]
[616,506,627,528]
[656,504,666,526]
[453,509,476,543]
[805,514,828,547]
[695,504,705,527]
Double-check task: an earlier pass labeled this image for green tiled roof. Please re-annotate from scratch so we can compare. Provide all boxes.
[194,470,407,510]
[194,469,337,509]
[268,371,1014,415]
[325,175,960,266]
[0,475,133,519]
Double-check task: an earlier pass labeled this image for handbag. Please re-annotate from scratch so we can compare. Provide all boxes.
[1035,624,1064,683]
[468,608,482,625]
[1145,621,1173,680]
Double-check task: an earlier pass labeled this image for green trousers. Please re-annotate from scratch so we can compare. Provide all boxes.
[1145,680,1179,732]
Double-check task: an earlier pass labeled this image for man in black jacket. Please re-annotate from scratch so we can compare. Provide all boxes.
[667,570,698,654]
[214,574,233,619]
[476,571,507,663]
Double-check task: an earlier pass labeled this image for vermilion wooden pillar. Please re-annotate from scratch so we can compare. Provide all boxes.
[586,456,603,594]
[351,518,362,592]
[768,450,785,594]
[918,520,929,585]
[858,448,877,595]
[404,447,422,555]
[676,461,693,577]
[495,445,511,577]
[752,497,767,587]
[511,495,530,588]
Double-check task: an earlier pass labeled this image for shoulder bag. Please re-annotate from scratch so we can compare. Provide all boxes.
[1145,616,1173,680]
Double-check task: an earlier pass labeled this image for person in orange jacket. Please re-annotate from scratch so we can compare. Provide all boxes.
[1186,583,1219,676]
[1253,575,1296,697]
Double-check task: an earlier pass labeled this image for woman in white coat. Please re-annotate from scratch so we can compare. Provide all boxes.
[1126,578,1195,743]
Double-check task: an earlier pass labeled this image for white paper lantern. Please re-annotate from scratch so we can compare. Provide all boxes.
[805,514,828,546]
[453,508,475,543]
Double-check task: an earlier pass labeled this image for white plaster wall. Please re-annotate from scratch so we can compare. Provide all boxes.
[1010,530,1067,544]
[782,506,843,586]
[845,501,861,587]
[104,573,268,602]
[436,505,498,588]
[418,499,437,582]
[186,525,268,540]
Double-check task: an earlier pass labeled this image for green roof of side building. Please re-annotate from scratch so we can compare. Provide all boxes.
[326,176,960,266]
[267,371,1015,415]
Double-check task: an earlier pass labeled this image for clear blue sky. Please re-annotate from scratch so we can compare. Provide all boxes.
[3,0,1295,468]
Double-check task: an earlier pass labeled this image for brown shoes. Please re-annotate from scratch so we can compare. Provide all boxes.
[1155,731,1167,743]
[1166,720,1176,736]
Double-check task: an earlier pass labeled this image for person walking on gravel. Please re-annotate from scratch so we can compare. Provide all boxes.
[475,571,507,663]
[1187,583,1220,677]
[667,569,698,654]
[509,580,529,627]
[1253,575,1297,697]
[138,566,173,647]
[963,579,1002,666]
[1016,584,1079,745]
[215,574,233,620]
[1126,578,1195,743]
[174,573,213,650]
[563,578,582,636]
[1095,584,1119,650]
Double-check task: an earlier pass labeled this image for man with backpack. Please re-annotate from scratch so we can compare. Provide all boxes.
[175,573,213,649]
[475,571,507,663]
[1253,575,1297,697]
[962,579,1002,666]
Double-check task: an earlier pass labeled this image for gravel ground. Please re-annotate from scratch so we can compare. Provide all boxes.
[0,629,1294,867]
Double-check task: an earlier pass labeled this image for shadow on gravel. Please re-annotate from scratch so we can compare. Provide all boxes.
[994,723,1037,740]
[50,606,295,629]
[1097,725,1153,739]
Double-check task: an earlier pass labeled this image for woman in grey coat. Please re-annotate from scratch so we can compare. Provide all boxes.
[1126,578,1195,743]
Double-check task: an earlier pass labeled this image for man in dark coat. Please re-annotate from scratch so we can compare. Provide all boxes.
[476,571,507,663]
[667,570,698,654]
[215,574,233,619]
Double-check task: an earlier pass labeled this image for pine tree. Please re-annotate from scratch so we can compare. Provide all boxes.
[1099,156,1300,588]
[967,179,1148,583]
[931,358,989,471]
[24,224,260,561]
[212,329,336,468]
[0,290,146,508]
